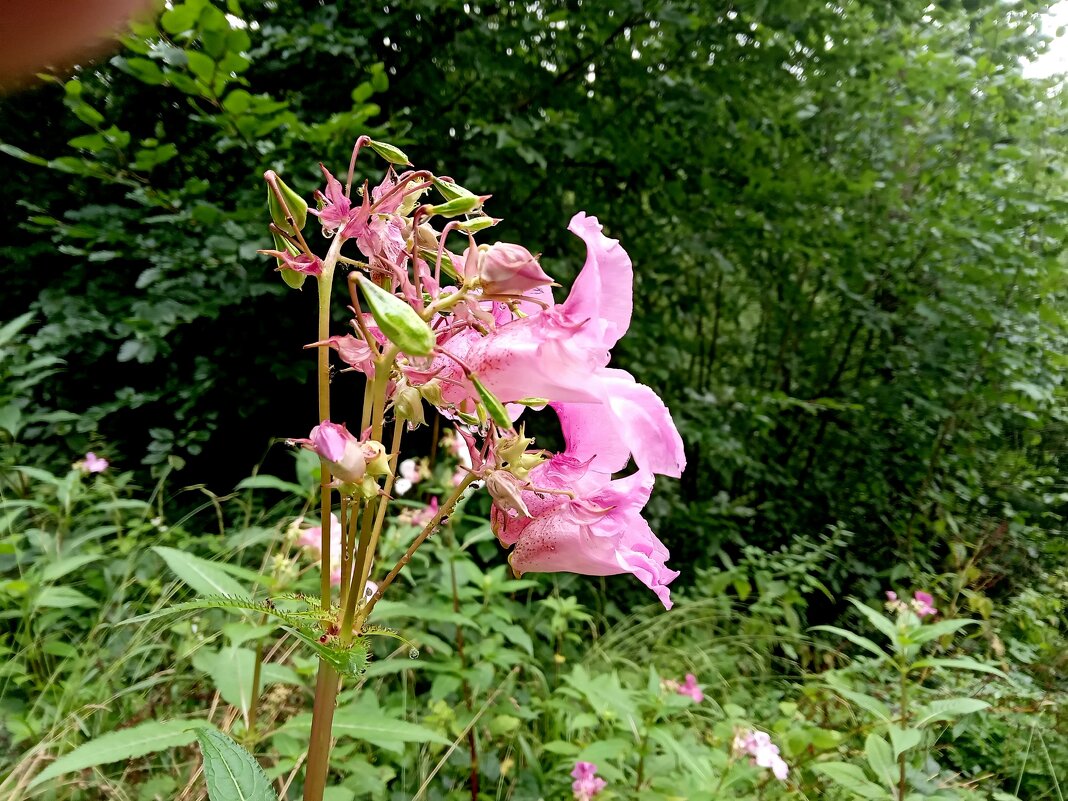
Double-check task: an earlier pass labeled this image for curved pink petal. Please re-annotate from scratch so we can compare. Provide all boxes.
[562,212,633,350]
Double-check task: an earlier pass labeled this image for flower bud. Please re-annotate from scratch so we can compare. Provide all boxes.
[361,439,392,478]
[485,470,531,518]
[356,274,436,356]
[368,139,411,166]
[418,380,445,408]
[432,176,477,202]
[265,171,308,235]
[394,384,426,428]
[476,243,554,297]
[471,375,512,429]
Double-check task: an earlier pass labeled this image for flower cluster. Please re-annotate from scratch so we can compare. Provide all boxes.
[663,672,704,702]
[268,140,686,609]
[886,589,937,618]
[570,762,606,801]
[732,729,789,781]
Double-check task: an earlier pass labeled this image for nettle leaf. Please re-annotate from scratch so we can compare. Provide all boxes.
[195,728,274,801]
[30,719,213,788]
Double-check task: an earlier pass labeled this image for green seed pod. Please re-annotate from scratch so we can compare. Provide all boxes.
[368,139,412,166]
[356,275,436,356]
[432,176,476,202]
[471,375,512,429]
[272,231,307,290]
[428,195,483,218]
[265,171,308,235]
[454,216,501,233]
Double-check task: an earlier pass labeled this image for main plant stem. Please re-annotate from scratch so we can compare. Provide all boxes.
[303,235,343,801]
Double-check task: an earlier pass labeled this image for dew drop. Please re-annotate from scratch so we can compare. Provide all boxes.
[408,647,420,659]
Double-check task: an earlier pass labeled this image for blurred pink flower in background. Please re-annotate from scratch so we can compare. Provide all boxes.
[570,762,606,801]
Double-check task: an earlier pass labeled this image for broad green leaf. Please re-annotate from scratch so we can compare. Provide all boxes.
[888,725,922,759]
[286,708,450,754]
[910,657,1005,678]
[864,733,896,787]
[40,554,102,583]
[812,762,890,799]
[811,625,887,659]
[30,719,212,787]
[35,586,95,609]
[192,647,300,719]
[195,728,274,801]
[153,546,246,597]
[913,698,990,727]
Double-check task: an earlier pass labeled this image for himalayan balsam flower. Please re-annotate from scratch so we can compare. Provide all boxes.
[732,729,789,781]
[677,673,704,703]
[571,762,606,801]
[394,458,422,496]
[470,242,554,297]
[77,452,109,473]
[886,589,937,618]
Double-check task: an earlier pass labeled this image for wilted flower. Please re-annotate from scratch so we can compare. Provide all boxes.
[76,452,109,474]
[732,729,789,781]
[570,762,606,801]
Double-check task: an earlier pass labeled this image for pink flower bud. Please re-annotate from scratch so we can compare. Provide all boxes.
[475,242,554,297]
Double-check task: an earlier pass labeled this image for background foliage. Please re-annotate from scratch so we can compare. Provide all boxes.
[0,0,1066,799]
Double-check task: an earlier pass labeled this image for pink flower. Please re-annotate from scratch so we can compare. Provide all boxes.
[259,249,323,276]
[297,513,344,586]
[912,590,937,618]
[292,421,383,485]
[78,452,109,473]
[310,164,354,235]
[395,458,422,495]
[493,455,679,609]
[434,213,685,478]
[411,496,438,528]
[677,673,704,703]
[570,762,606,801]
[315,334,376,377]
[468,242,554,297]
[732,729,789,781]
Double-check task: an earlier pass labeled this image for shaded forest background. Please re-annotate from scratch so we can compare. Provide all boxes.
[1,0,1066,602]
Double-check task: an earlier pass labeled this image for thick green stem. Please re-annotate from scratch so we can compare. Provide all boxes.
[303,234,343,801]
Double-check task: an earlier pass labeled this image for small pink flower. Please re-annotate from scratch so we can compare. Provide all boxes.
[77,452,109,473]
[911,590,937,618]
[677,673,704,703]
[732,729,789,781]
[570,762,606,801]
[395,458,422,496]
[259,249,323,276]
[293,421,370,485]
[410,497,439,528]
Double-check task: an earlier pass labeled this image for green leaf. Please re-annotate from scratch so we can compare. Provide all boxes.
[811,625,887,659]
[888,725,922,759]
[832,687,893,722]
[812,762,889,799]
[910,657,1005,678]
[865,734,896,787]
[192,647,299,719]
[35,586,95,609]
[30,719,212,787]
[913,698,990,727]
[235,475,307,496]
[906,619,976,645]
[195,728,274,801]
[848,598,899,644]
[287,704,450,754]
[40,554,102,583]
[153,546,247,598]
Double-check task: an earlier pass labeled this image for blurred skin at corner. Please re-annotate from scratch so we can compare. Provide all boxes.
[0,0,154,89]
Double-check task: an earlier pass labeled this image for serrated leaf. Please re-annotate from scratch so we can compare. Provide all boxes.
[30,719,212,787]
[195,728,274,801]
[153,546,247,598]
